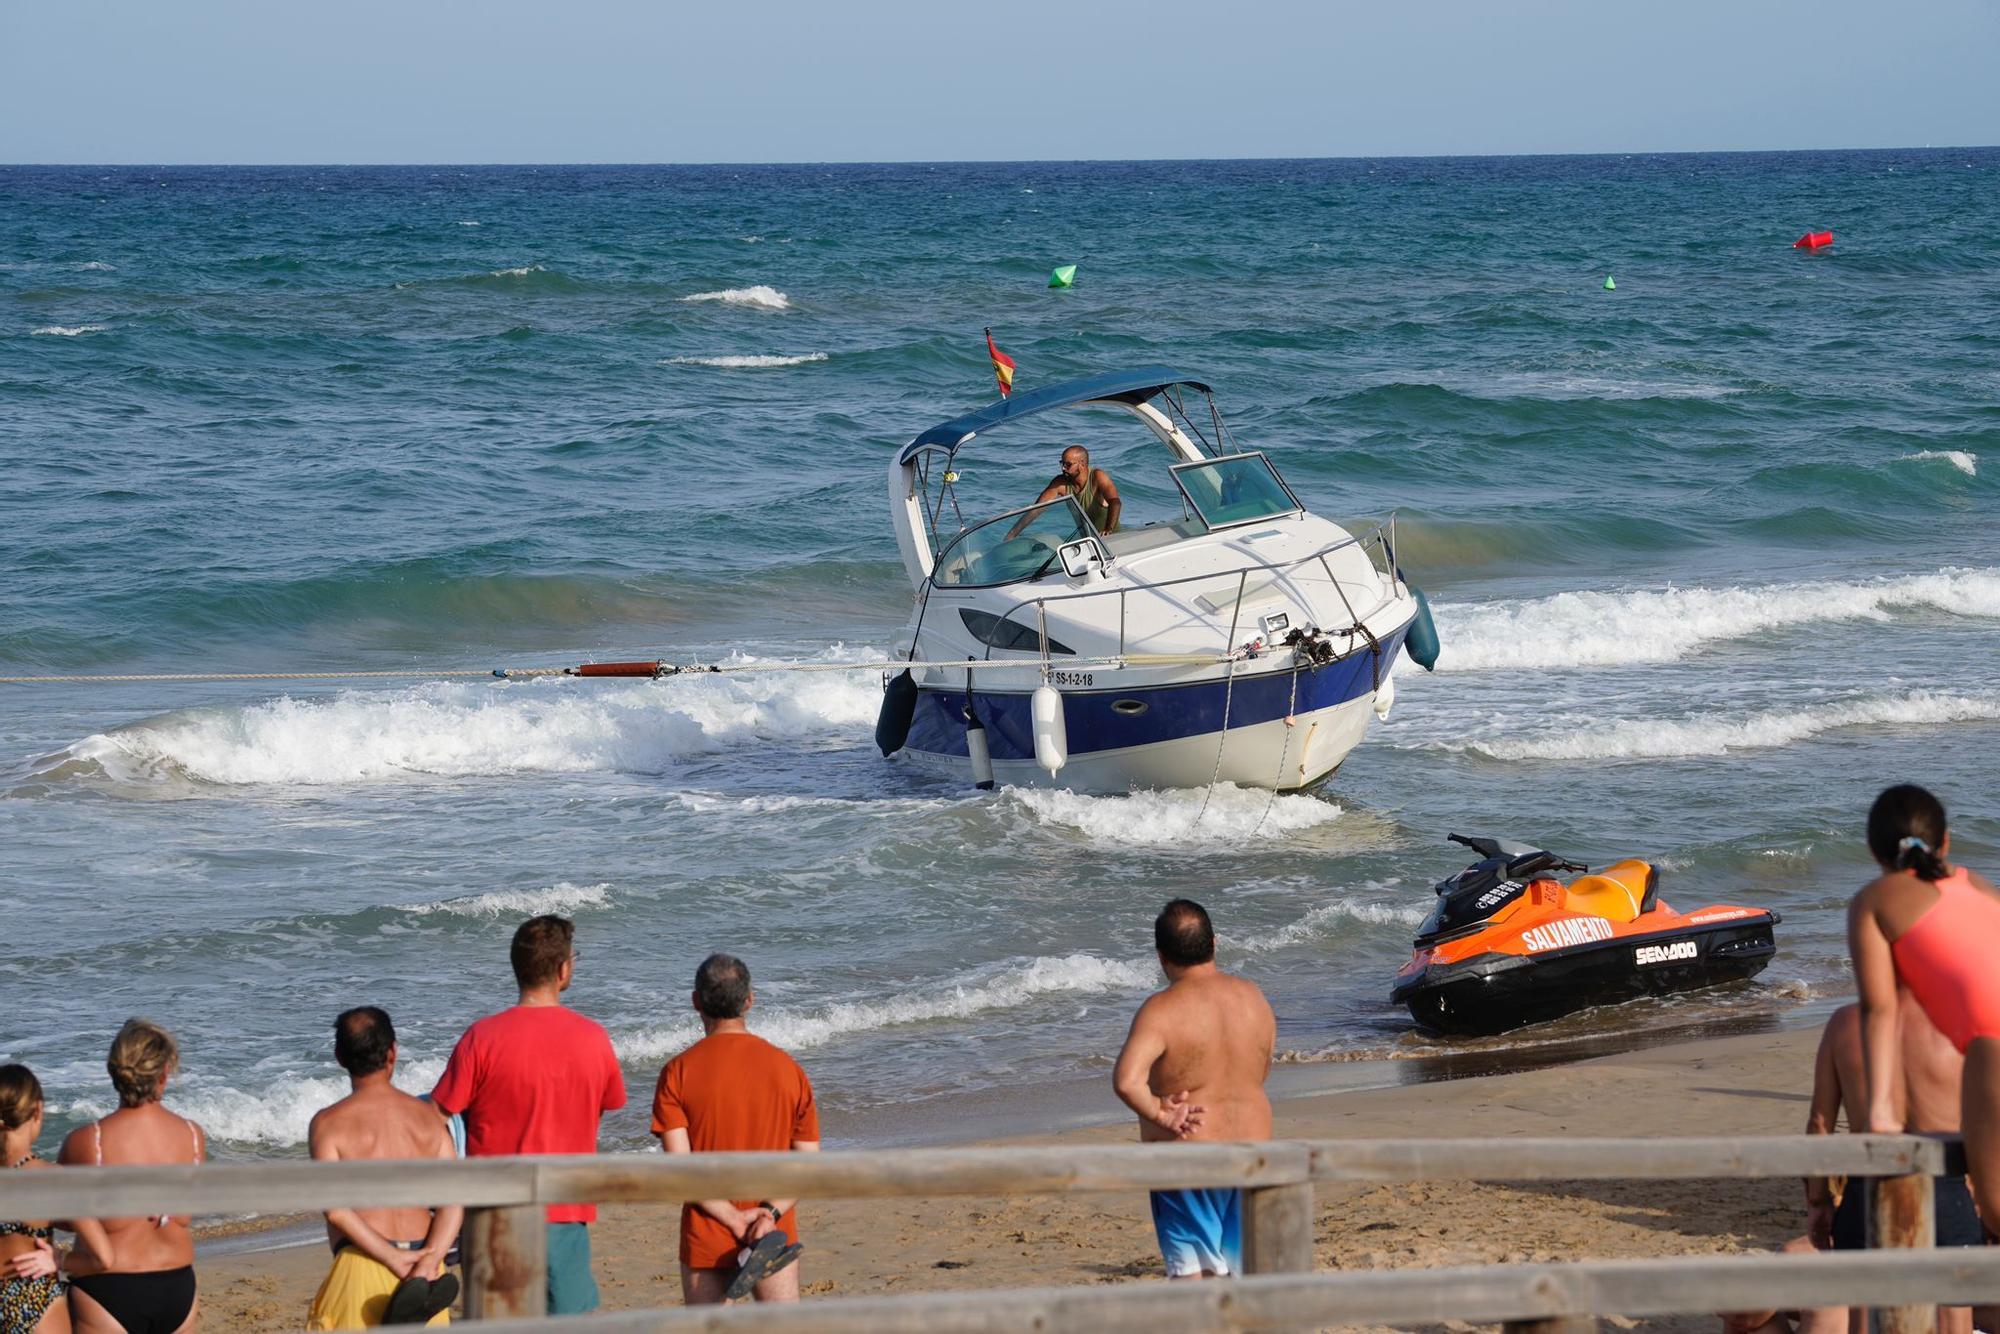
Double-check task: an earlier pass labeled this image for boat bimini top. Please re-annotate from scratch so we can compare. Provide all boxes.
[890,367,1253,589]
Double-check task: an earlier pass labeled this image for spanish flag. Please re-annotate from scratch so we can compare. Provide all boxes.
[985,328,1016,398]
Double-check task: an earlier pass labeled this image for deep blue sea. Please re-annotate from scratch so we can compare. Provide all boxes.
[4,152,1998,1156]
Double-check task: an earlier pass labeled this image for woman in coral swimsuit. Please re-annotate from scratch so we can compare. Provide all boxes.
[1849,784,2000,1226]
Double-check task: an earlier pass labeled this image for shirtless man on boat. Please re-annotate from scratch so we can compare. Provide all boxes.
[1011,445,1121,536]
[1113,899,1276,1279]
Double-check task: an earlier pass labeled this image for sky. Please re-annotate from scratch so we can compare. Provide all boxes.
[4,0,1997,164]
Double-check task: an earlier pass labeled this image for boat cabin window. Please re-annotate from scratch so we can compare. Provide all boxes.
[958,608,1074,655]
[931,496,1093,589]
[1168,453,1302,530]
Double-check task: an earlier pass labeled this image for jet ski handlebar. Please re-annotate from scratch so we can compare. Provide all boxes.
[1445,833,1587,877]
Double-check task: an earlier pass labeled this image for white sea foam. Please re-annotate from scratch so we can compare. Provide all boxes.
[671,791,957,817]
[1898,449,1978,476]
[1004,783,1342,847]
[407,881,611,918]
[616,953,1154,1064]
[76,261,116,271]
[1228,894,1423,954]
[126,1057,450,1149]
[1462,690,2000,761]
[490,264,542,278]
[58,650,881,787]
[662,353,826,369]
[681,285,791,311]
[457,220,481,227]
[1436,566,2000,672]
[31,324,106,336]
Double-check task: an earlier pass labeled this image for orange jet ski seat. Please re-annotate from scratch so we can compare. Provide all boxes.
[1561,859,1660,923]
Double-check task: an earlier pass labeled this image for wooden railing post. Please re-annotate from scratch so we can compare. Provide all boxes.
[1242,1180,1315,1275]
[1869,1172,1936,1334]
[464,1204,547,1321]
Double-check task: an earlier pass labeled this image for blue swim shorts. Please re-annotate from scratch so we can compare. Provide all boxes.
[1149,1187,1242,1277]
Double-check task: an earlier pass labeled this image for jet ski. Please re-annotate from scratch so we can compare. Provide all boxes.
[1390,834,1781,1036]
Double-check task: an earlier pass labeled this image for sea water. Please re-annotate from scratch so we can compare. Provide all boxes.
[2,153,1997,1154]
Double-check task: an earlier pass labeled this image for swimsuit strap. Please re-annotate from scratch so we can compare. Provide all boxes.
[91,1120,102,1165]
[188,1118,200,1163]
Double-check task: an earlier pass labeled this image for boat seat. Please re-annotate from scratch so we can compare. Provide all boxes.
[1562,860,1658,924]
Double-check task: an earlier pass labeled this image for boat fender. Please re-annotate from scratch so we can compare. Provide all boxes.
[1031,683,1068,776]
[964,700,995,791]
[1403,586,1441,672]
[1373,676,1396,721]
[875,669,918,757]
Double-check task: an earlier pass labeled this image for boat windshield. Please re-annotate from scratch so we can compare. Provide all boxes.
[932,497,1092,588]
[1169,453,1302,529]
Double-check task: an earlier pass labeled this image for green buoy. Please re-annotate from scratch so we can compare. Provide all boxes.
[1048,264,1076,288]
[1603,275,1616,290]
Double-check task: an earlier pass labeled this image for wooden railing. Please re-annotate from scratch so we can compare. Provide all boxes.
[8,1135,1991,1332]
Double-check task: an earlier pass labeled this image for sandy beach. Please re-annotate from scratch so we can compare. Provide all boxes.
[198,1023,1824,1330]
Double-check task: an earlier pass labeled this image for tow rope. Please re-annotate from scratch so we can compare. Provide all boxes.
[0,650,1246,688]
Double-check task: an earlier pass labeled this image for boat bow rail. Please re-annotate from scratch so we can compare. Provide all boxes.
[905,517,1412,685]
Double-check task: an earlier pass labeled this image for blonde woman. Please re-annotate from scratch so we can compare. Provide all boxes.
[58,1022,205,1334]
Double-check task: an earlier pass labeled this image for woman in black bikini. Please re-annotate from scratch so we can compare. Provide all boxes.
[57,1022,205,1334]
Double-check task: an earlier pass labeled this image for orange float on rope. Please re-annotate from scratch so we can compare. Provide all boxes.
[1793,230,1834,250]
[573,661,664,677]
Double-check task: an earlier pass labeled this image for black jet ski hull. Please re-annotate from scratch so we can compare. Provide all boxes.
[1391,913,1780,1037]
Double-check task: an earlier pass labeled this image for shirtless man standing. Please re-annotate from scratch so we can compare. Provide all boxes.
[306,1008,462,1329]
[1112,899,1276,1279]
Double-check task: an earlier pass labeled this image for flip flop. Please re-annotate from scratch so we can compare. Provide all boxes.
[419,1272,459,1322]
[725,1231,804,1301]
[382,1275,433,1325]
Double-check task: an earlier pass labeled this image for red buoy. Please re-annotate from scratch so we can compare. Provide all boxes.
[1793,230,1834,250]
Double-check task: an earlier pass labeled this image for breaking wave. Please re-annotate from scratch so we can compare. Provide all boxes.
[1003,783,1343,847]
[1228,892,1423,954]
[128,1057,450,1149]
[31,324,106,336]
[407,881,611,918]
[40,650,881,789]
[1459,690,2000,760]
[616,952,1153,1065]
[1897,450,1979,476]
[662,353,826,368]
[1437,566,2000,672]
[681,285,791,310]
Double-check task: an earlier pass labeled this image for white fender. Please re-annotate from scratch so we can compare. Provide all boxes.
[1373,676,1396,721]
[1031,684,1068,776]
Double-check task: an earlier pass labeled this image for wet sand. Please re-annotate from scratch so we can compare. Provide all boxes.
[198,1022,1825,1330]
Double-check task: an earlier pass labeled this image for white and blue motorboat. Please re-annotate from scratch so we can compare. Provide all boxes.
[875,368,1439,794]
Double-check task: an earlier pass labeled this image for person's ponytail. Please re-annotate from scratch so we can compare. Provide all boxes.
[1867,784,1951,882]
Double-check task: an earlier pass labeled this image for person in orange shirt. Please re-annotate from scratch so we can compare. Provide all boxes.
[650,954,820,1305]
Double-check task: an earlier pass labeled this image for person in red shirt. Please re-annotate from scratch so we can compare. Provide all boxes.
[431,915,626,1315]
[650,953,820,1305]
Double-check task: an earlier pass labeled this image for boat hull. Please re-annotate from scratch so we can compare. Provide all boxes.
[1390,912,1781,1036]
[901,624,1407,793]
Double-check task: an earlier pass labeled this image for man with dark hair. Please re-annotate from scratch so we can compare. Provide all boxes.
[1113,899,1275,1280]
[307,1008,462,1328]
[652,953,820,1306]
[432,915,626,1316]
